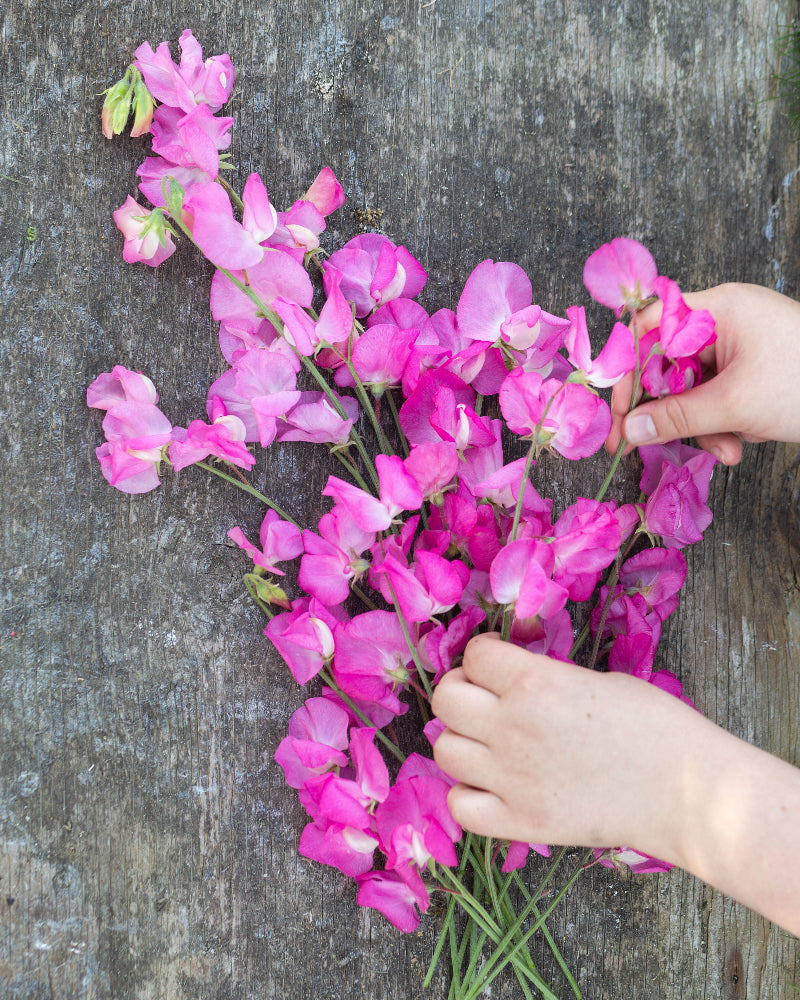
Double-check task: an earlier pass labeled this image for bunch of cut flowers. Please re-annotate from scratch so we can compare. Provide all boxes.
[92,30,719,1000]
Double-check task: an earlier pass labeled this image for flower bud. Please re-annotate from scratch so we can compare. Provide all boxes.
[101,73,134,139]
[130,78,155,137]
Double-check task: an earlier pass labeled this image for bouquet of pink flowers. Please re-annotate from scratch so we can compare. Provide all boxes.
[92,31,719,999]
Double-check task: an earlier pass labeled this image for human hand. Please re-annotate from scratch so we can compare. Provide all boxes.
[606,282,800,465]
[431,634,703,862]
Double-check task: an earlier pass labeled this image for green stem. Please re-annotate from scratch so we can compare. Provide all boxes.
[317,667,406,762]
[216,175,245,212]
[334,449,371,492]
[195,461,297,524]
[462,851,593,1000]
[595,437,626,503]
[500,439,539,642]
[350,582,378,610]
[345,359,395,456]
[385,389,410,458]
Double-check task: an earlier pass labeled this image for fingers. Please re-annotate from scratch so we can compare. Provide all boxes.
[431,667,497,744]
[460,633,546,697]
[619,374,736,449]
[694,431,743,466]
[446,784,521,840]
[433,728,496,788]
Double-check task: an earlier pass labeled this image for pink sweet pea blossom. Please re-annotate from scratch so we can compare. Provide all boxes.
[502,841,550,873]
[653,276,716,359]
[331,611,412,719]
[186,181,265,270]
[206,350,300,446]
[277,391,358,445]
[87,365,158,409]
[265,598,341,684]
[96,401,173,494]
[591,847,672,875]
[582,238,657,316]
[640,463,713,548]
[564,306,636,387]
[618,548,687,619]
[322,454,423,532]
[169,397,255,470]
[335,325,418,395]
[324,234,427,317]
[499,370,612,460]
[356,869,430,932]
[550,499,622,601]
[298,506,375,605]
[301,167,346,217]
[210,251,313,328]
[490,539,568,621]
[403,442,459,502]
[639,442,716,499]
[134,29,234,114]
[274,697,350,789]
[455,259,532,344]
[113,196,176,266]
[150,103,233,178]
[375,549,469,623]
[226,509,303,574]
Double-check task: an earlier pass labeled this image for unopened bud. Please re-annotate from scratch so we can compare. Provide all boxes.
[130,78,155,137]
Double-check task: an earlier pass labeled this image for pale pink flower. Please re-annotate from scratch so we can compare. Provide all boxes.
[324,234,427,317]
[226,509,303,574]
[564,306,636,387]
[583,238,657,316]
[134,29,234,114]
[113,196,176,266]
[150,103,233,178]
[274,697,350,790]
[87,365,158,409]
[653,276,716,359]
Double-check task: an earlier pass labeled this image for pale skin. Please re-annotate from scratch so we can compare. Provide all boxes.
[432,283,800,936]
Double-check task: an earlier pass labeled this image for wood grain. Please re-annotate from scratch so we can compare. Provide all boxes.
[1,0,798,996]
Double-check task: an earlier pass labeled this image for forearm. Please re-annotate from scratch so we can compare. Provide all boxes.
[660,716,800,935]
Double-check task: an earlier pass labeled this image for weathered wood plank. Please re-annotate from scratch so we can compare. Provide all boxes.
[1,0,798,997]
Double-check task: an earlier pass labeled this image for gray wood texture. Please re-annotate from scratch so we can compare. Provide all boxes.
[1,0,799,996]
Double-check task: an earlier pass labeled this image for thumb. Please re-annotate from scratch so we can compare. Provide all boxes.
[622,376,733,448]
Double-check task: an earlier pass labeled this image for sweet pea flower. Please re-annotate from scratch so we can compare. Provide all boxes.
[150,103,233,178]
[87,365,158,409]
[265,598,341,685]
[564,306,636,387]
[639,328,703,398]
[274,697,350,790]
[455,259,532,344]
[502,842,551,873]
[550,499,622,601]
[96,401,173,494]
[331,611,413,719]
[335,324,419,395]
[591,847,672,875]
[322,454,423,532]
[639,441,716,499]
[582,238,657,316]
[324,233,427,317]
[112,196,176,266]
[375,549,470,623]
[298,506,375,605]
[490,539,568,621]
[206,350,300,446]
[134,29,234,114]
[618,548,687,619]
[499,370,612,460]
[277,391,358,445]
[210,251,314,329]
[403,442,459,502]
[226,509,303,574]
[653,276,716,359]
[356,869,430,932]
[301,167,346,217]
[640,463,713,548]
[185,181,265,270]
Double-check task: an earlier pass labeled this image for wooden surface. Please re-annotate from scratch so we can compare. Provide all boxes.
[2,0,799,997]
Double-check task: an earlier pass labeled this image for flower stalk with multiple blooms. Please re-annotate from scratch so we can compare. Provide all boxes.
[93,31,719,999]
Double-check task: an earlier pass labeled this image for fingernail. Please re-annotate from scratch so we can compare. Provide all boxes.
[624,413,657,445]
[709,446,725,464]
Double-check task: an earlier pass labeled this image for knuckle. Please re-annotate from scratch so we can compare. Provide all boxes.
[660,393,694,439]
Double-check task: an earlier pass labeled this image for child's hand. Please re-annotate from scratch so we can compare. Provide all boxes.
[431,634,697,861]
[432,634,800,936]
[606,283,800,465]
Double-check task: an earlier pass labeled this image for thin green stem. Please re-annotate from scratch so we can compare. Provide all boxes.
[216,175,245,212]
[510,872,582,999]
[317,667,406,763]
[350,582,378,610]
[462,851,593,1000]
[345,359,395,456]
[595,437,626,503]
[385,389,409,457]
[334,449,371,492]
[195,461,297,524]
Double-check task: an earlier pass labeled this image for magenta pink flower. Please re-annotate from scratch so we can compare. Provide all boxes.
[96,401,173,494]
[455,259,532,344]
[512,607,573,660]
[591,847,672,875]
[277,391,358,446]
[301,167,346,217]
[501,841,550,873]
[618,548,687,619]
[398,370,475,446]
[499,370,612,459]
[564,306,636,387]
[210,251,313,328]
[265,598,341,684]
[403,442,459,502]
[134,29,234,114]
[356,870,430,932]
[375,549,469,623]
[428,386,496,451]
[639,328,703,398]
[226,509,303,574]
[298,507,374,605]
[331,611,413,719]
[640,463,713,548]
[550,499,622,601]
[206,350,300,446]
[489,539,568,621]
[324,234,427,317]
[113,196,176,266]
[136,157,214,207]
[582,238,657,316]
[419,606,486,683]
[186,181,265,270]
[87,365,158,409]
[150,103,233,178]
[639,442,716,499]
[653,276,716,359]
[274,696,350,789]
[322,454,423,532]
